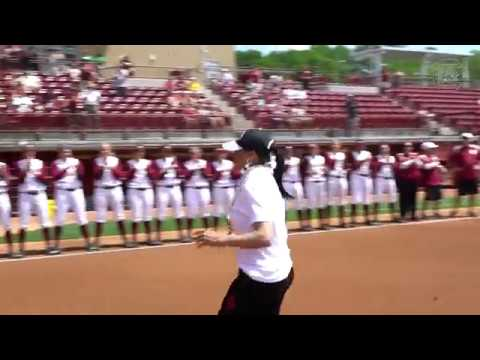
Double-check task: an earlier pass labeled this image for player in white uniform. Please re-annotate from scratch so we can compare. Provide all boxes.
[51,146,90,253]
[14,144,52,257]
[325,141,349,227]
[152,146,186,243]
[182,147,213,240]
[301,144,329,230]
[93,143,130,249]
[348,140,374,226]
[372,144,399,223]
[210,148,238,231]
[0,161,13,257]
[282,146,306,230]
[125,146,156,246]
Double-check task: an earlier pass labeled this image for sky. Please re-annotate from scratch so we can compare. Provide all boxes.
[235,45,480,55]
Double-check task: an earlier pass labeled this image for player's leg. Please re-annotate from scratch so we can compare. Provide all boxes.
[388,179,399,222]
[185,188,198,240]
[421,187,430,219]
[72,189,91,250]
[433,186,442,218]
[364,177,373,225]
[110,187,129,247]
[199,188,211,230]
[319,182,330,230]
[0,194,13,257]
[340,178,350,228]
[468,181,478,217]
[17,193,32,257]
[34,192,52,254]
[94,188,107,249]
[451,181,462,217]
[327,179,337,227]
[171,186,186,241]
[373,178,383,222]
[350,176,360,226]
[294,182,306,230]
[53,190,70,253]
[212,187,223,231]
[410,182,419,221]
[127,189,141,244]
[155,188,169,243]
[303,182,314,230]
[143,188,154,244]
[397,179,408,221]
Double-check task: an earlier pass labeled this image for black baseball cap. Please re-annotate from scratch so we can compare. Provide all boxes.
[222,129,274,153]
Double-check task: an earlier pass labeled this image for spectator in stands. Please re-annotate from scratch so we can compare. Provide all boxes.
[113,68,130,97]
[345,94,359,137]
[182,104,200,128]
[10,86,34,113]
[16,71,41,93]
[391,71,404,88]
[69,61,82,82]
[221,68,235,86]
[167,93,182,108]
[188,77,202,92]
[80,61,97,89]
[248,67,263,83]
[298,66,313,90]
[120,56,134,71]
[80,82,101,115]
[165,76,177,93]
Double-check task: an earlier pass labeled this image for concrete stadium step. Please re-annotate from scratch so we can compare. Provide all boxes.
[203,88,252,130]
[125,78,167,88]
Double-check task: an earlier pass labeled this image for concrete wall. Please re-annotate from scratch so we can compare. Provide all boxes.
[103,45,235,69]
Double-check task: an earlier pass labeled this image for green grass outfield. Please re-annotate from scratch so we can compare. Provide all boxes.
[3,196,479,243]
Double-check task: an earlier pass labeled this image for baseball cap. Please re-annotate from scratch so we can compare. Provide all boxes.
[222,129,274,153]
[421,142,438,150]
[461,132,475,140]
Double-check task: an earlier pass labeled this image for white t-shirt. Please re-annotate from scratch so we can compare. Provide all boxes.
[229,165,293,283]
[81,89,102,106]
[12,96,34,113]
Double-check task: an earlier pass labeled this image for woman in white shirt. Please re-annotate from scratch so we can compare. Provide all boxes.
[194,129,294,315]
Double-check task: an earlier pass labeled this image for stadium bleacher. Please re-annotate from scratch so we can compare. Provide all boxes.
[387,85,480,131]
[0,71,232,130]
[213,80,421,129]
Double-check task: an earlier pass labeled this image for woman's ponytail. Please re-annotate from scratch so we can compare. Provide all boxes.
[270,146,293,199]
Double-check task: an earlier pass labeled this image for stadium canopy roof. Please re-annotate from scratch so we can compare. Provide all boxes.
[353,46,473,60]
[352,46,472,83]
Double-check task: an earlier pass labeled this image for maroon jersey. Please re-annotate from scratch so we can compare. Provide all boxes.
[396,152,422,183]
[449,145,480,182]
[418,154,443,186]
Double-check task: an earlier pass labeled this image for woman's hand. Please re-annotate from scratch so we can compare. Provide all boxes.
[193,230,229,248]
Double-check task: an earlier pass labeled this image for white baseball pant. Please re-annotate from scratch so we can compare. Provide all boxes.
[375,177,397,203]
[156,185,184,220]
[18,192,51,229]
[185,187,211,218]
[350,174,373,205]
[0,193,11,230]
[282,181,305,210]
[212,187,235,217]
[304,181,328,209]
[328,177,348,206]
[94,187,126,223]
[127,188,154,223]
[55,189,88,226]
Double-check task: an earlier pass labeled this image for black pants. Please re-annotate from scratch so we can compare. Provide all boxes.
[218,268,294,316]
[397,179,418,219]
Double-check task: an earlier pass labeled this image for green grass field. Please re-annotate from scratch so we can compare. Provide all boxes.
[3,196,478,243]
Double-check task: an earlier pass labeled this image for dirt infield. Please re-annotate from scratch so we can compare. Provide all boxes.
[0,217,480,314]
